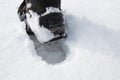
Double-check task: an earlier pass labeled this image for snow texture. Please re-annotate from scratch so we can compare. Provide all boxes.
[29,35,67,64]
[0,0,120,80]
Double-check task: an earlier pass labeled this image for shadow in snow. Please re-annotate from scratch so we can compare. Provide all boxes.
[65,14,120,56]
[27,14,120,64]
[29,35,67,64]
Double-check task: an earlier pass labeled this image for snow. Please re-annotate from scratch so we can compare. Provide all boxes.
[0,0,120,80]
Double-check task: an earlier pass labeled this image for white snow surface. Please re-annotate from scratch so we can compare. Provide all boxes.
[0,0,120,80]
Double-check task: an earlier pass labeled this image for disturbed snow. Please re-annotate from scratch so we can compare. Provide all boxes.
[0,0,120,80]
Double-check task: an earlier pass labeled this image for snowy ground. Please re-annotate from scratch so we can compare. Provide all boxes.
[0,0,120,80]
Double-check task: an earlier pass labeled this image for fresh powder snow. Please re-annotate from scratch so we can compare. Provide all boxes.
[0,0,120,80]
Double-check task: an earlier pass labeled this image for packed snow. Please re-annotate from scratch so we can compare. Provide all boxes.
[0,0,120,80]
